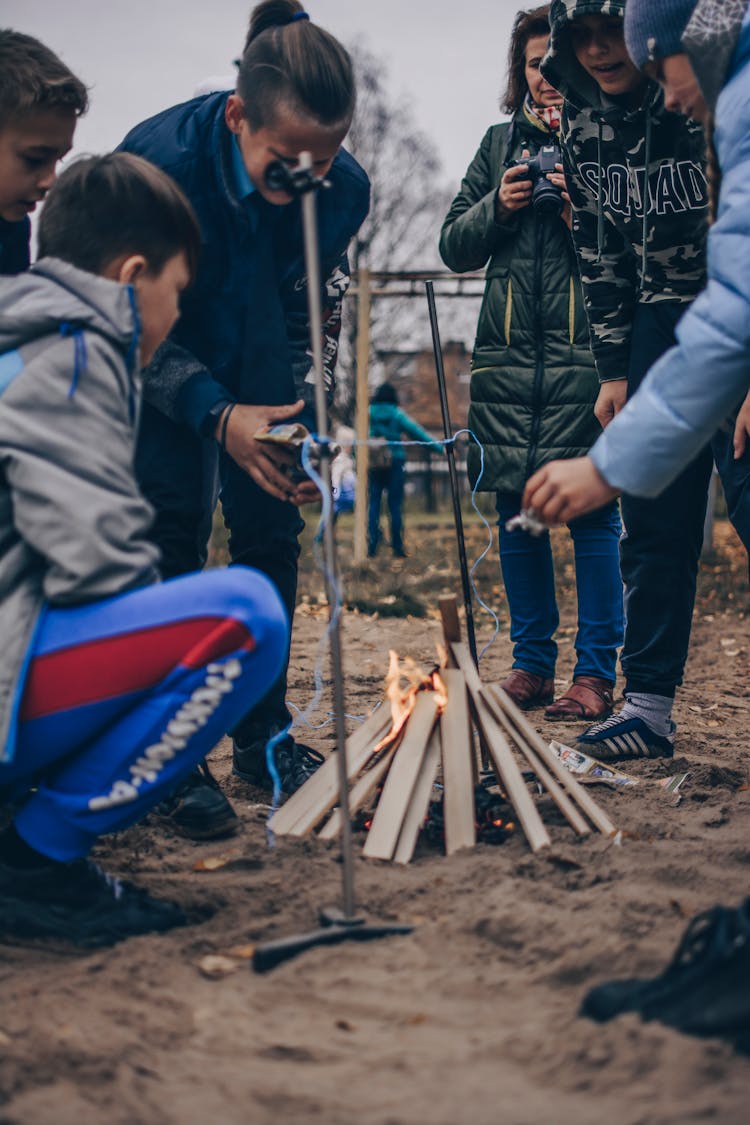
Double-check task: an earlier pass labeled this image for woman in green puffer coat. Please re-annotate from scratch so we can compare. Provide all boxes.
[439,3,623,720]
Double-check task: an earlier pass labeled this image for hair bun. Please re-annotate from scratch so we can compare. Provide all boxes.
[246,0,307,45]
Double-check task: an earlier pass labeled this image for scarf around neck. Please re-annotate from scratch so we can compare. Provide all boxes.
[525,92,562,133]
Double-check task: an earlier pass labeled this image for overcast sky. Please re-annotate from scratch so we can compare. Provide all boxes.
[5,0,521,187]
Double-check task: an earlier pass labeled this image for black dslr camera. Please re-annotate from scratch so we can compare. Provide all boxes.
[511,143,564,216]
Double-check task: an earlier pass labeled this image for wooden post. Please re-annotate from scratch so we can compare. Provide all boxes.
[488,684,616,838]
[353,267,371,563]
[439,592,487,771]
[438,593,461,667]
[480,686,590,837]
[440,670,476,854]
[363,693,439,860]
[425,448,435,514]
[393,728,441,864]
[450,643,550,853]
[268,706,390,836]
[318,742,399,841]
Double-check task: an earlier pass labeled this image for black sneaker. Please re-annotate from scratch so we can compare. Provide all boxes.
[0,857,188,947]
[577,713,675,762]
[153,760,238,840]
[582,899,750,1043]
[232,729,324,794]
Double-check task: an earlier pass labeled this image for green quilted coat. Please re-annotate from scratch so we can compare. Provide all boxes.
[439,103,601,494]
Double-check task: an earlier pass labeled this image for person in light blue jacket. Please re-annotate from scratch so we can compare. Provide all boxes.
[367,382,443,558]
[524,0,750,1047]
[525,0,750,525]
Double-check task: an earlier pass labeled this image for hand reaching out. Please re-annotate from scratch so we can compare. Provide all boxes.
[219,399,320,505]
[594,379,628,429]
[522,456,619,526]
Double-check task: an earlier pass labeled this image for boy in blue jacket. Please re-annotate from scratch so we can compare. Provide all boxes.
[118,0,370,835]
[0,152,288,947]
[0,29,87,275]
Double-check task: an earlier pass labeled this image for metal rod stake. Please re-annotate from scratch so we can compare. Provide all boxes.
[299,155,356,921]
[252,155,414,971]
[425,281,479,667]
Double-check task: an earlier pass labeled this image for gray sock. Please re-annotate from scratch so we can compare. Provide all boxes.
[620,692,675,737]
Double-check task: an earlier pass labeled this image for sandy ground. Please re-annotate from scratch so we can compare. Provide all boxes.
[2,518,750,1124]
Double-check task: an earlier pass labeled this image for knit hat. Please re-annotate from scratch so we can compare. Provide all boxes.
[624,0,700,69]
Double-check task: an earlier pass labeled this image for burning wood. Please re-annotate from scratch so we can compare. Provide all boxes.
[268,594,617,861]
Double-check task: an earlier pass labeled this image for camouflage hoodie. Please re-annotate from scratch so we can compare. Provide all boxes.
[587,0,750,497]
[542,0,709,383]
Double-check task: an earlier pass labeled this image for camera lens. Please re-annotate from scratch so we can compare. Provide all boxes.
[532,178,564,216]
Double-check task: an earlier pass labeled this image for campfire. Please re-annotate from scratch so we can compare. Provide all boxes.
[268,595,616,860]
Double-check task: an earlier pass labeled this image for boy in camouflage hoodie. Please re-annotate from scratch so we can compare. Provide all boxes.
[540,0,750,761]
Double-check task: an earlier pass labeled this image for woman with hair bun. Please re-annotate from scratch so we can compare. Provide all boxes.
[119,0,370,834]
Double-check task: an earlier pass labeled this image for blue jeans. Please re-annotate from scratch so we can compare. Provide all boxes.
[496,494,624,681]
[368,463,405,554]
[2,568,287,861]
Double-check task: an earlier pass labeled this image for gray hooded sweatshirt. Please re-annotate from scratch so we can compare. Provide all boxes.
[0,258,160,763]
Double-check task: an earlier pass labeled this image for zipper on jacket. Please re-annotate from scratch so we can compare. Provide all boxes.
[525,218,546,481]
[568,276,575,345]
[504,277,513,344]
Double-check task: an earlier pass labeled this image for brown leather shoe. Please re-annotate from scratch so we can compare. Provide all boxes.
[544,675,615,722]
[499,669,554,711]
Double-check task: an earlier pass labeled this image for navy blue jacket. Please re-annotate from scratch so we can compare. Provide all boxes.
[119,93,370,432]
[0,217,30,276]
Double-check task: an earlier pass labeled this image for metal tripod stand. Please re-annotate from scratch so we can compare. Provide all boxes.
[252,153,412,972]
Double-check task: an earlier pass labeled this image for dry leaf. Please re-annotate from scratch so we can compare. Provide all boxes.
[193,850,242,872]
[225,943,256,960]
[197,955,241,979]
[0,1030,11,1047]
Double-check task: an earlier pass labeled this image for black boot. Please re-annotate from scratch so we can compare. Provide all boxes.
[152,760,238,840]
[232,724,323,794]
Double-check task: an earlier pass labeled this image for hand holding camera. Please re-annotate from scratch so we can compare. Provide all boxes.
[498,144,568,221]
[497,151,534,217]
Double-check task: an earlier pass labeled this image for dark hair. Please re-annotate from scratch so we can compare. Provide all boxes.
[37,153,202,282]
[237,0,355,130]
[372,382,398,406]
[501,5,551,114]
[0,29,88,128]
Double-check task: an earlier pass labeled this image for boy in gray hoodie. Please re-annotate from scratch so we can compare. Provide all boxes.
[0,153,288,947]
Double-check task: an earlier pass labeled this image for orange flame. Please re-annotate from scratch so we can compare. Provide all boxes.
[431,669,448,713]
[372,650,444,754]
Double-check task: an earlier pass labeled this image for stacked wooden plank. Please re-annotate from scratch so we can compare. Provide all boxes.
[267,594,616,860]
